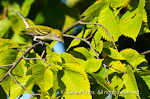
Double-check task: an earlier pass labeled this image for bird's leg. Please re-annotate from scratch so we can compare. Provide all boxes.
[33,36,44,45]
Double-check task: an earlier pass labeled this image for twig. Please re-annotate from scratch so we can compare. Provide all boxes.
[86,35,93,40]
[18,94,23,99]
[78,22,118,52]
[103,64,111,85]
[0,42,41,83]
[17,49,26,52]
[62,18,118,52]
[140,50,150,55]
[63,34,99,59]
[0,63,14,67]
[106,65,126,74]
[41,49,46,58]
[9,73,32,96]
[23,56,42,60]
[32,93,41,96]
[62,18,85,34]
[63,34,111,84]
[3,0,7,19]
[23,56,51,66]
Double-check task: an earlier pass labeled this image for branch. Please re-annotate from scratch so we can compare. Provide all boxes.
[9,73,32,96]
[62,18,84,34]
[63,34,99,59]
[106,65,126,74]
[63,34,112,84]
[0,63,14,67]
[79,22,118,52]
[62,18,118,52]
[140,50,150,55]
[23,56,51,66]
[0,42,41,83]
[103,64,111,85]
[41,49,46,58]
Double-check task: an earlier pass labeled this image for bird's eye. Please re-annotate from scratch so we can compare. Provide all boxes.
[55,34,60,38]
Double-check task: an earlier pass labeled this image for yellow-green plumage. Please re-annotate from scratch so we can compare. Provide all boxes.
[17,11,64,43]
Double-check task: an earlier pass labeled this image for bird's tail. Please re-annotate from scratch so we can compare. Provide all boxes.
[17,11,29,29]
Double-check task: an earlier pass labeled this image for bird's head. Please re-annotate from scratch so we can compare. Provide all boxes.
[50,29,64,43]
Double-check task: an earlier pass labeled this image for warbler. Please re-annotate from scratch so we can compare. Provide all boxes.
[17,11,64,43]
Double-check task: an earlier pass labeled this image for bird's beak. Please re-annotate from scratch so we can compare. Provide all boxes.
[60,39,64,43]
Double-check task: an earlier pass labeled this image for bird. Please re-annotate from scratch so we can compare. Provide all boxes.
[17,11,64,43]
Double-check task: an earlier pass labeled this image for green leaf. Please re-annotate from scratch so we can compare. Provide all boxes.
[82,1,107,21]
[32,64,53,92]
[7,2,20,17]
[12,51,27,77]
[60,52,79,64]
[0,38,19,52]
[103,41,115,48]
[91,27,102,46]
[0,18,11,38]
[82,59,103,73]
[107,0,129,9]
[98,5,121,42]
[62,63,91,99]
[1,76,15,95]
[21,0,35,17]
[120,48,146,68]
[74,47,95,59]
[10,15,26,33]
[110,76,123,91]
[121,65,140,98]
[0,48,18,67]
[45,42,58,56]
[10,75,34,99]
[67,31,84,51]
[83,18,98,38]
[51,63,58,99]
[47,52,62,64]
[142,9,147,22]
[103,48,125,60]
[119,0,145,41]
[141,75,150,90]
[90,40,103,56]
[35,53,46,65]
[103,59,126,73]
[0,49,18,94]
[91,73,114,91]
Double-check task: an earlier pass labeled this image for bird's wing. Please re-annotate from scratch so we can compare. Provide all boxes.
[34,28,50,35]
[21,27,51,36]
[21,30,40,36]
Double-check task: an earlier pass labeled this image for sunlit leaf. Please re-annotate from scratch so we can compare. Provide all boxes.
[119,0,145,41]
[32,64,53,92]
[91,73,114,91]
[82,59,103,73]
[0,49,18,94]
[103,47,125,60]
[10,75,34,99]
[82,1,107,21]
[62,63,91,99]
[98,5,121,42]
[121,65,140,98]
[74,47,95,59]
[21,0,35,17]
[120,48,147,68]
[60,52,79,64]
[0,18,11,38]
[67,31,84,51]
[0,38,19,52]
